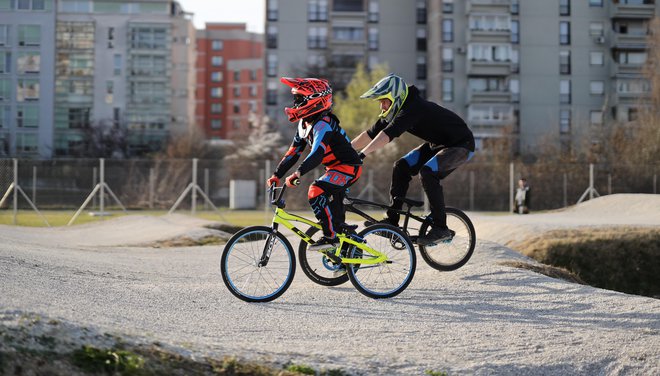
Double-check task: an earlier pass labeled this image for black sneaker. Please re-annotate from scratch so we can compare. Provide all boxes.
[417,227,455,246]
[308,236,339,252]
[363,217,399,228]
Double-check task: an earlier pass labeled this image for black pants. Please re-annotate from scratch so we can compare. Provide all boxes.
[388,143,471,228]
[308,165,362,237]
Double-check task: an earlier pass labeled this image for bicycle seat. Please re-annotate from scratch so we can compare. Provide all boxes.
[394,196,424,208]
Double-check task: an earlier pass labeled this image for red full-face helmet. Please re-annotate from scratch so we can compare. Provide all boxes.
[280,77,332,122]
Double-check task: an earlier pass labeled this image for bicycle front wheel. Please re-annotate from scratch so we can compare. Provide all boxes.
[347,224,416,299]
[418,207,476,271]
[221,226,295,302]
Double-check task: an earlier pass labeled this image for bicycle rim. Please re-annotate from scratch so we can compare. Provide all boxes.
[298,226,349,287]
[418,208,476,271]
[221,227,295,302]
[347,224,416,299]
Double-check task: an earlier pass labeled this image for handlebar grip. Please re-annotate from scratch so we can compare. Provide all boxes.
[292,178,300,186]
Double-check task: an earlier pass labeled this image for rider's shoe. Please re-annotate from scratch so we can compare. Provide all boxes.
[308,236,339,252]
[337,223,358,234]
[363,217,399,228]
[417,227,455,246]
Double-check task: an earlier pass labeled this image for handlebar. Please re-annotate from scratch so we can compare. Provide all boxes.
[268,184,287,208]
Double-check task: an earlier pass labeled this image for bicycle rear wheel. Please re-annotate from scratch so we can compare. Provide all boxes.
[418,207,476,271]
[221,226,295,302]
[298,226,349,287]
[347,224,416,299]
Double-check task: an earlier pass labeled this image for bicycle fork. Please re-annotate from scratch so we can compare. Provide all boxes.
[258,224,279,267]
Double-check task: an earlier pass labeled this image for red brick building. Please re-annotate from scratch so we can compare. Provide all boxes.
[196,23,264,140]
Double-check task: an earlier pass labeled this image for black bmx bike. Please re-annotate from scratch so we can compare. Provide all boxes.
[299,193,476,287]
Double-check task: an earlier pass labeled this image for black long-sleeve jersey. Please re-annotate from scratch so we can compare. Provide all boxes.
[274,113,362,178]
[366,86,475,151]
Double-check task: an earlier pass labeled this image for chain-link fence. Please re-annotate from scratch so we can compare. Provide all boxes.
[0,158,657,212]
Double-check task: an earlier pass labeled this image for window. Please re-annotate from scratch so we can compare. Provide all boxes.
[211,119,222,129]
[368,0,379,22]
[416,28,426,51]
[129,26,167,49]
[0,25,8,46]
[250,70,257,80]
[560,51,571,74]
[590,81,604,95]
[333,0,363,12]
[468,44,512,62]
[560,22,570,45]
[510,79,520,103]
[211,56,223,66]
[17,106,39,128]
[16,133,38,154]
[308,0,328,22]
[560,109,571,134]
[511,49,519,73]
[211,71,223,82]
[469,77,507,92]
[443,0,453,14]
[267,0,278,21]
[266,82,277,105]
[467,105,514,123]
[560,80,571,104]
[0,79,9,100]
[233,86,241,97]
[442,47,453,72]
[589,0,603,7]
[442,78,453,102]
[590,51,604,66]
[590,110,603,125]
[0,0,11,9]
[233,103,240,114]
[0,105,9,128]
[113,54,122,76]
[17,79,39,101]
[368,28,378,50]
[17,52,40,74]
[442,19,453,42]
[18,25,40,46]
[233,70,241,81]
[589,22,604,37]
[469,15,511,31]
[333,26,364,41]
[211,87,223,98]
[416,56,426,80]
[211,103,222,114]
[250,85,257,97]
[18,0,30,10]
[560,0,570,16]
[308,27,328,49]
[0,52,10,73]
[267,25,277,49]
[212,40,223,50]
[511,0,519,15]
[616,51,647,64]
[267,54,278,77]
[511,20,519,44]
[416,0,426,24]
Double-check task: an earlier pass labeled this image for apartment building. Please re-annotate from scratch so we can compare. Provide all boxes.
[428,0,659,154]
[196,23,263,140]
[0,0,56,158]
[52,0,195,157]
[265,0,428,127]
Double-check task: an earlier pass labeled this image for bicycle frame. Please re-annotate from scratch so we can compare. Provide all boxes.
[343,196,428,237]
[268,186,388,265]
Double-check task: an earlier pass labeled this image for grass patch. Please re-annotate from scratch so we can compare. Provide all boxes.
[510,227,660,298]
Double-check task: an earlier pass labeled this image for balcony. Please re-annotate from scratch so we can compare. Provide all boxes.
[612,32,649,49]
[611,1,656,19]
[611,62,645,77]
[468,59,512,76]
[467,104,515,127]
[467,89,511,104]
[467,29,511,44]
[466,0,510,14]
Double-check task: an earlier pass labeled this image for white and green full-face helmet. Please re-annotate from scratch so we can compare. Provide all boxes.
[360,73,409,124]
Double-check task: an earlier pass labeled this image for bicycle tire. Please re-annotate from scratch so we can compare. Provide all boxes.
[221,226,296,302]
[417,207,476,271]
[347,224,416,299]
[298,226,350,287]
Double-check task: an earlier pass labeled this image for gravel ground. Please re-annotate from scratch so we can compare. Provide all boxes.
[1,194,659,375]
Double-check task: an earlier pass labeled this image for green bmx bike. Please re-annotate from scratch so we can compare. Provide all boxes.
[220,185,416,302]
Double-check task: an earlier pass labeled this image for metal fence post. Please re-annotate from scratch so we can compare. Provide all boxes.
[32,165,37,205]
[204,168,209,210]
[149,168,155,209]
[608,173,612,195]
[563,173,568,207]
[509,162,514,212]
[191,158,198,215]
[100,158,105,213]
[264,160,271,211]
[92,166,98,210]
[654,174,657,194]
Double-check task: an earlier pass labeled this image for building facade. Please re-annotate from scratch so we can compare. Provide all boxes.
[428,0,659,154]
[265,0,429,127]
[53,0,195,157]
[0,0,56,158]
[195,23,264,140]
